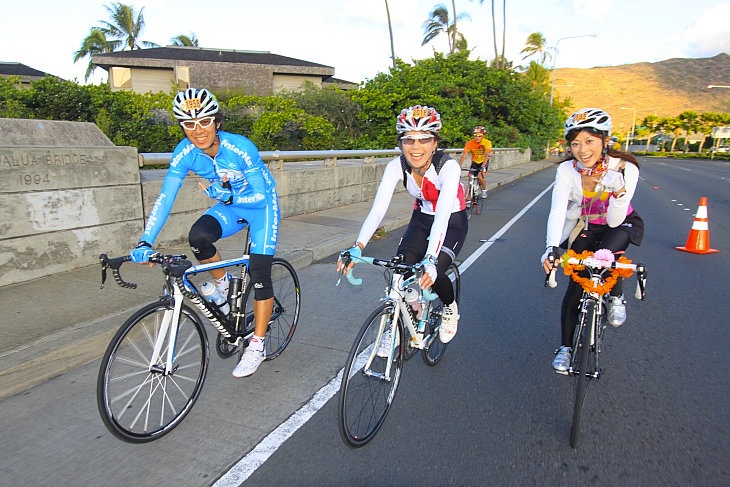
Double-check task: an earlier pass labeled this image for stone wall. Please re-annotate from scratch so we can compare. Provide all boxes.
[0,119,142,287]
[0,118,531,287]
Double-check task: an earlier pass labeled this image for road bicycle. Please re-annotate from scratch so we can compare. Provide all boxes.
[336,252,460,447]
[96,228,301,443]
[463,167,486,217]
[547,249,647,448]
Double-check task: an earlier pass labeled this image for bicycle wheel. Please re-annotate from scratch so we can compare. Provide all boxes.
[468,181,478,217]
[423,262,460,366]
[464,182,473,211]
[241,257,301,360]
[570,300,597,449]
[474,187,485,215]
[97,301,208,443]
[338,303,404,447]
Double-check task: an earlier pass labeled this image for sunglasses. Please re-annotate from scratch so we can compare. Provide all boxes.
[401,134,435,145]
[180,117,216,131]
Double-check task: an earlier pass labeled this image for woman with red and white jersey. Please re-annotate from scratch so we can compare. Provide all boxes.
[337,105,468,343]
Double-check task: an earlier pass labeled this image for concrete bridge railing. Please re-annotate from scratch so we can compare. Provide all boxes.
[0,118,530,287]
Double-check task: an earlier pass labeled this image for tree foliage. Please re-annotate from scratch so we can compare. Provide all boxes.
[170,33,199,47]
[3,56,728,158]
[422,4,469,54]
[74,2,159,81]
[520,32,551,66]
[349,52,564,156]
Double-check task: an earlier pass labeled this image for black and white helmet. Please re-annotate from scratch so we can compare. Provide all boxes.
[564,108,612,137]
[173,88,219,120]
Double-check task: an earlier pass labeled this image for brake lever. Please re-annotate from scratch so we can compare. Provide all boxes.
[336,250,352,286]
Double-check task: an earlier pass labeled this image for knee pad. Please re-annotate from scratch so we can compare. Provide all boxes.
[249,254,274,300]
[188,215,221,261]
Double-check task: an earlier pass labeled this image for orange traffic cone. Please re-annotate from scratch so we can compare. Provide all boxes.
[676,197,719,254]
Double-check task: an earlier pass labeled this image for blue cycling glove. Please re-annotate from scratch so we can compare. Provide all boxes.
[419,254,438,283]
[130,241,155,263]
[346,245,362,262]
[203,181,233,204]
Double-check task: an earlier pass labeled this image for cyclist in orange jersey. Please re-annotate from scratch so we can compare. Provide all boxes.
[459,126,492,196]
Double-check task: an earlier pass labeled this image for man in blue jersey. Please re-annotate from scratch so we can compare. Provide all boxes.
[130,88,279,378]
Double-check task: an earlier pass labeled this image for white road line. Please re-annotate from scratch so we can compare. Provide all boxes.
[458,183,554,274]
[214,183,555,486]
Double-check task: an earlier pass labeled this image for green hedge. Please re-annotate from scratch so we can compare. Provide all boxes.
[1,54,566,158]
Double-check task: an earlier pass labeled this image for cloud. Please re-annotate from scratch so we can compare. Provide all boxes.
[683,4,730,56]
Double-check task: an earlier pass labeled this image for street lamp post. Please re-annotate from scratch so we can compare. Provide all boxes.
[620,107,636,152]
[549,34,597,106]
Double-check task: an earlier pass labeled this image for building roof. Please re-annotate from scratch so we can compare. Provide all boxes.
[0,62,51,78]
[92,46,333,70]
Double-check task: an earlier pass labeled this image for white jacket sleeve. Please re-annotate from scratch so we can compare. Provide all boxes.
[356,159,401,246]
[546,163,575,248]
[606,161,639,227]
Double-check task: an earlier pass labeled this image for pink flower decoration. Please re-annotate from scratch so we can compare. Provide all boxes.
[594,248,615,266]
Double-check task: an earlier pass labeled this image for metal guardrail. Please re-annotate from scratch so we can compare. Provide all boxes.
[137,148,524,170]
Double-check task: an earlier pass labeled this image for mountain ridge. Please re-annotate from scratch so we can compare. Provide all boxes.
[552,53,730,135]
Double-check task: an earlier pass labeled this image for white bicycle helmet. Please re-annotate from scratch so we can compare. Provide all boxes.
[173,88,219,120]
[564,108,612,137]
[396,105,442,133]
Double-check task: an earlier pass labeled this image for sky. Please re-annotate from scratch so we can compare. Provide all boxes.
[1,0,729,86]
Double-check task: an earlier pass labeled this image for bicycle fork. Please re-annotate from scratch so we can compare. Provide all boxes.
[574,296,602,380]
[149,288,185,376]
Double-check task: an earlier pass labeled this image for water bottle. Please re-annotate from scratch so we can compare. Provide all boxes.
[404,286,423,319]
[200,281,230,315]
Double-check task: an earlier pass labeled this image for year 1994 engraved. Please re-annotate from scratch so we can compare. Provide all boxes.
[20,173,50,185]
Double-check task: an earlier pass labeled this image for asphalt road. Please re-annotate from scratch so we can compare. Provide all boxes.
[241,157,730,486]
[1,158,728,486]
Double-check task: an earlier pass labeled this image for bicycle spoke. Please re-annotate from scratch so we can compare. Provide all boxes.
[339,304,403,447]
[97,303,208,443]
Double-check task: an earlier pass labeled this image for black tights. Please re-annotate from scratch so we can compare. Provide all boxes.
[395,210,468,306]
[560,224,632,347]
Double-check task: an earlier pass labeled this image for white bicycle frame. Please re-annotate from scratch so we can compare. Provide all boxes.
[363,273,437,381]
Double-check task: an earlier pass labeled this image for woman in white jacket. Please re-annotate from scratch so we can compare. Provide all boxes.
[542,108,644,372]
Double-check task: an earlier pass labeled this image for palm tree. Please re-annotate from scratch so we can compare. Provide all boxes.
[98,2,159,50]
[385,0,396,69]
[73,28,120,81]
[422,4,468,54]
[472,0,507,69]
[524,60,549,89]
[521,32,551,65]
[643,114,660,152]
[75,2,159,81]
[170,33,199,47]
[500,0,506,67]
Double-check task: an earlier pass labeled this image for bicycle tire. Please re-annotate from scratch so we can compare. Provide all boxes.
[97,301,209,443]
[423,262,460,366]
[241,257,301,360]
[338,302,404,447]
[469,181,478,217]
[474,189,485,215]
[570,300,596,449]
